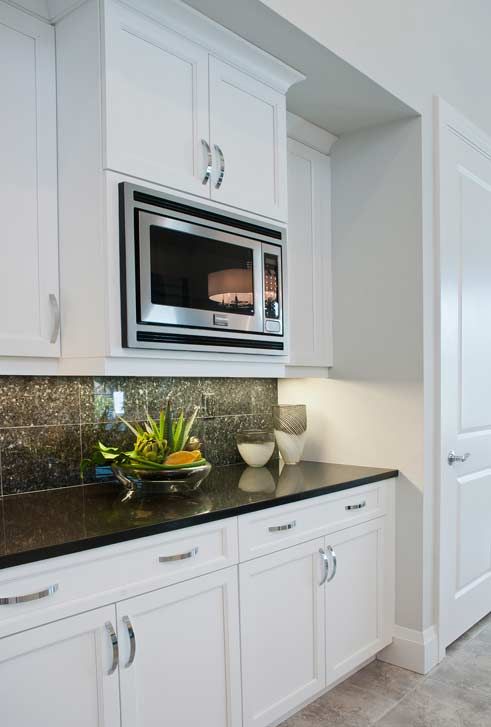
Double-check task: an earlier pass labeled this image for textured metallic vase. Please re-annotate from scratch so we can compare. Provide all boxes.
[272,404,307,464]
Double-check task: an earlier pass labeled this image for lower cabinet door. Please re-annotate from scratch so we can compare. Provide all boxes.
[325,518,386,684]
[240,538,326,727]
[117,566,242,727]
[0,605,121,727]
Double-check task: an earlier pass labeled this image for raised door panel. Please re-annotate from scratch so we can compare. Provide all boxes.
[0,4,59,357]
[239,539,326,727]
[287,139,332,366]
[104,0,210,197]
[0,605,120,727]
[325,519,385,684]
[117,566,241,727]
[209,57,287,221]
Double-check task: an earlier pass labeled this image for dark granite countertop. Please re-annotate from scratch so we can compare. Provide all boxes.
[0,461,398,569]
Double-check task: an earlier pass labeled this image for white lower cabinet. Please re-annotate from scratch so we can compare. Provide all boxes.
[0,605,121,727]
[117,566,242,727]
[239,538,326,727]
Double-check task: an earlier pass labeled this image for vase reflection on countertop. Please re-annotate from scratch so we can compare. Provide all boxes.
[238,466,276,493]
[275,460,306,496]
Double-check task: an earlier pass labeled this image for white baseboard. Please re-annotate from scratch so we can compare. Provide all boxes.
[377,625,439,674]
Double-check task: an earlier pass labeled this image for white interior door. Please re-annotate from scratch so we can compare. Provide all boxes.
[0,605,120,727]
[209,56,287,221]
[239,538,326,727]
[437,98,491,652]
[0,3,59,357]
[104,0,210,196]
[117,566,242,727]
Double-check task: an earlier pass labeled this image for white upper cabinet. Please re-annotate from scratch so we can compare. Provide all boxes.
[209,57,288,221]
[104,1,210,197]
[287,136,333,368]
[0,3,59,358]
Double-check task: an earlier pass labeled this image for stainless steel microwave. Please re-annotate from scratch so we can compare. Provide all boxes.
[119,183,286,354]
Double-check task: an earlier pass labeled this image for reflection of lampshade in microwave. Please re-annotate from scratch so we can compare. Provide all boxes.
[208,268,253,305]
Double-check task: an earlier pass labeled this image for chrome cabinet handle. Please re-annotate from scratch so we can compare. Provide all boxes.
[319,548,329,586]
[326,545,337,583]
[49,293,60,343]
[105,621,119,676]
[269,520,296,532]
[201,139,212,185]
[214,144,225,189]
[448,450,471,466]
[345,501,366,511]
[122,615,136,669]
[159,546,198,562]
[0,583,59,605]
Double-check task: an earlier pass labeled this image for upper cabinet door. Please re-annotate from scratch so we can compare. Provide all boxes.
[209,57,288,221]
[104,1,210,197]
[0,4,59,357]
[287,139,333,367]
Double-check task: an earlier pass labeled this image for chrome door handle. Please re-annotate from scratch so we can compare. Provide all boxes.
[122,615,136,668]
[201,139,212,185]
[345,501,366,511]
[0,583,59,605]
[326,545,337,583]
[105,621,119,676]
[159,547,198,562]
[448,450,471,466]
[49,293,60,343]
[214,144,225,189]
[319,548,329,586]
[269,520,296,532]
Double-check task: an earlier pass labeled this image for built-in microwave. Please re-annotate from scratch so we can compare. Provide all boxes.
[119,183,286,355]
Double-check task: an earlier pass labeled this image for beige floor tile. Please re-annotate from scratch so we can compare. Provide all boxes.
[346,660,423,702]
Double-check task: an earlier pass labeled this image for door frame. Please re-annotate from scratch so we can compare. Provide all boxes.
[435,96,491,661]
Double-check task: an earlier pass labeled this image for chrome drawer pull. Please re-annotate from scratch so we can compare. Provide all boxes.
[105,621,119,676]
[269,520,296,532]
[123,615,136,668]
[159,547,199,563]
[345,501,366,511]
[0,583,59,605]
[326,545,337,583]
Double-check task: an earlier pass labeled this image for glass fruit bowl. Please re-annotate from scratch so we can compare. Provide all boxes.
[112,461,212,496]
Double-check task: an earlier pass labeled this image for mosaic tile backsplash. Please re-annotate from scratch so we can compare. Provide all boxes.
[0,377,277,496]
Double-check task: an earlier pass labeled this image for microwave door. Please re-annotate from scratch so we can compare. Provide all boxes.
[137,212,264,334]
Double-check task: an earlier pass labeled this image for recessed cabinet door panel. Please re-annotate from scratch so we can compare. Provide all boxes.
[325,519,385,684]
[104,1,210,197]
[0,605,120,727]
[239,539,326,727]
[0,5,59,357]
[209,57,287,221]
[117,566,241,727]
[287,139,333,366]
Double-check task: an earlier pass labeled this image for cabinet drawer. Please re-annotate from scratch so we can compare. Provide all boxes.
[238,483,387,561]
[0,518,238,635]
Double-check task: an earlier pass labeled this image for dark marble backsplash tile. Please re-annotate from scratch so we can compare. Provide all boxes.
[0,376,278,495]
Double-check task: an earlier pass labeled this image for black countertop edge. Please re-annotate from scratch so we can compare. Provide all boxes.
[0,469,397,570]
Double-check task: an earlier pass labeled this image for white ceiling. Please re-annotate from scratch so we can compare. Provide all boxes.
[182,0,418,135]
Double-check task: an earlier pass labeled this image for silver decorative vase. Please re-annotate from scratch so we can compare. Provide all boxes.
[272,404,307,465]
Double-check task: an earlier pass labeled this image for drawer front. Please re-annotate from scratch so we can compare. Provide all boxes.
[0,518,238,635]
[239,483,387,561]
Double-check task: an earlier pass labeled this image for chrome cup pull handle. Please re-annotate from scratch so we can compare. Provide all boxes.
[0,583,59,605]
[159,547,199,563]
[105,621,119,676]
[448,450,471,466]
[201,139,212,185]
[49,293,60,344]
[123,615,136,669]
[319,548,329,586]
[214,144,225,189]
[269,520,296,533]
[326,545,337,583]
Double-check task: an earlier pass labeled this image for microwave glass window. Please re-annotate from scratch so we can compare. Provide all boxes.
[264,252,280,319]
[149,224,254,315]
